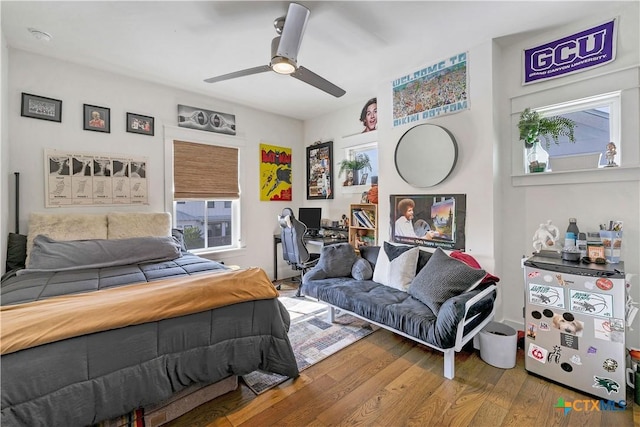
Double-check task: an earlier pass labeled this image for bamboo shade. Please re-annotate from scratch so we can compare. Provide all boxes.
[173,140,239,199]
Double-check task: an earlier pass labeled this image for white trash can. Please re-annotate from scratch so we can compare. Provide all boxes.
[478,321,517,369]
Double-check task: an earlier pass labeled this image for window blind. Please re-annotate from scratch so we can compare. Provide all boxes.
[173,140,239,199]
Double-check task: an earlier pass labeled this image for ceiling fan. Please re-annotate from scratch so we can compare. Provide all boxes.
[204,3,345,98]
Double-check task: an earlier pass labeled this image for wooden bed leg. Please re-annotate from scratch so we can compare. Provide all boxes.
[327,306,335,323]
[443,349,455,379]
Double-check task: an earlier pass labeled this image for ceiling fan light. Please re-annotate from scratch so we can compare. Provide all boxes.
[271,56,296,74]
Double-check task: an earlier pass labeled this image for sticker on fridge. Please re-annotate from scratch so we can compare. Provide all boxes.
[528,284,564,308]
[593,317,624,343]
[527,343,548,364]
[569,290,613,317]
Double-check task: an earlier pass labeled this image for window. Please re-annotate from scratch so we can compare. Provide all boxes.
[175,200,233,249]
[536,92,621,168]
[345,142,379,186]
[173,140,240,252]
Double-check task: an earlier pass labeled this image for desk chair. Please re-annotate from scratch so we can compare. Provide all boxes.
[278,208,320,296]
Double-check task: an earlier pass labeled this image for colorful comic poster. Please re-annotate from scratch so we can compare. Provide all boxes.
[528,283,565,309]
[392,52,468,127]
[260,143,292,201]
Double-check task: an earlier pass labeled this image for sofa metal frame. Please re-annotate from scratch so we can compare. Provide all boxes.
[320,283,497,379]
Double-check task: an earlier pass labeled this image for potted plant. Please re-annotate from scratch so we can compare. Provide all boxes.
[518,108,577,172]
[337,153,372,186]
[518,108,577,149]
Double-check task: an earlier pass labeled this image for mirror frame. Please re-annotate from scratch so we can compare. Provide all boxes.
[394,124,458,187]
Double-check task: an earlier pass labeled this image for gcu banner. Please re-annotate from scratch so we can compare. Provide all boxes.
[523,19,617,85]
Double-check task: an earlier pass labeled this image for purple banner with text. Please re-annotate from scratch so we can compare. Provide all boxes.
[523,19,617,85]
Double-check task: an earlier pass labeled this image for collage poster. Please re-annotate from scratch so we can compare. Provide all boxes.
[389,194,466,250]
[392,52,468,128]
[45,149,148,207]
[260,143,292,201]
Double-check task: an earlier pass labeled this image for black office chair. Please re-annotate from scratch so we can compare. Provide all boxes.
[278,208,320,296]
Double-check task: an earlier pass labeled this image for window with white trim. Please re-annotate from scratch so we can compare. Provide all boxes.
[536,92,621,168]
[172,140,241,252]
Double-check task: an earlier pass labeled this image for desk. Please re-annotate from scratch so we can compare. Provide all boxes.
[273,234,349,281]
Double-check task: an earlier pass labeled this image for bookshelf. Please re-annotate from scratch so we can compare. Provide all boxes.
[349,203,378,249]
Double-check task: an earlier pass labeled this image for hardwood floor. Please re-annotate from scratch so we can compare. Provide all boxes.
[165,328,639,427]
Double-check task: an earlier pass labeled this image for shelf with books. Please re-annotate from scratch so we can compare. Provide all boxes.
[348,203,378,250]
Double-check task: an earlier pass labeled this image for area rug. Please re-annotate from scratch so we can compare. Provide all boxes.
[242,296,376,394]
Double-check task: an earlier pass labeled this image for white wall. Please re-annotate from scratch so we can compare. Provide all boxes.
[305,39,499,281]
[5,49,304,278]
[1,14,8,271]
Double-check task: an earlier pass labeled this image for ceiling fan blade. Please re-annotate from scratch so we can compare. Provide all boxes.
[291,66,346,98]
[276,3,310,62]
[204,65,271,83]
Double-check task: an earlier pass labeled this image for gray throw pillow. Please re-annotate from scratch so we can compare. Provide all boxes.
[351,257,373,280]
[317,243,357,278]
[408,247,486,315]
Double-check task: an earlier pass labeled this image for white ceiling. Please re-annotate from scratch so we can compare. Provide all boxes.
[1,1,621,121]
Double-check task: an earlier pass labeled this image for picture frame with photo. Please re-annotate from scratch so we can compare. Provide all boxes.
[306,141,334,200]
[126,113,154,136]
[21,93,62,122]
[83,104,110,133]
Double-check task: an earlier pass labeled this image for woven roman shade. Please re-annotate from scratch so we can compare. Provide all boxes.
[173,140,239,199]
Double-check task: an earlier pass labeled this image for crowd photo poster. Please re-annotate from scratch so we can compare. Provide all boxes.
[260,143,292,201]
[392,52,468,128]
[45,149,148,207]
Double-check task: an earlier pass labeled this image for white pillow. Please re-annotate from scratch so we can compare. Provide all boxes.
[372,245,420,291]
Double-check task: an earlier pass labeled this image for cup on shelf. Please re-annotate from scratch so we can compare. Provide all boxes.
[599,230,622,263]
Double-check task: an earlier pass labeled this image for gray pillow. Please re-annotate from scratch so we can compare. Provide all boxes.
[317,243,357,278]
[408,247,486,315]
[26,235,181,272]
[351,257,373,280]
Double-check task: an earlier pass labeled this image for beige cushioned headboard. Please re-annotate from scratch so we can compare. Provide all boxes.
[26,212,172,264]
[107,212,171,239]
[26,213,109,264]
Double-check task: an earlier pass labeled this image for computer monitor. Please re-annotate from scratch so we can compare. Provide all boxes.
[298,207,322,236]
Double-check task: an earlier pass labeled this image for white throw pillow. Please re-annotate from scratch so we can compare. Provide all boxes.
[372,244,420,291]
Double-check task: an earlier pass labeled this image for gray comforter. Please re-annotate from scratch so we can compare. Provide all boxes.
[1,252,299,426]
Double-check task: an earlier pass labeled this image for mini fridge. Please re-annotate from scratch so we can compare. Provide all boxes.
[523,255,626,401]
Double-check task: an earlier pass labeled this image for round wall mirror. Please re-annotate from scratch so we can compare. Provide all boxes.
[394,124,458,187]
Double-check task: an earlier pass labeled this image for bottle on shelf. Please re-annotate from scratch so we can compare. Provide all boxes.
[565,218,579,248]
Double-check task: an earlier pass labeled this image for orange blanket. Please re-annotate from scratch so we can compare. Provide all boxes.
[1,267,278,355]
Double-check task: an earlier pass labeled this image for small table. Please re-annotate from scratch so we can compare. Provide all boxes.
[272,234,348,281]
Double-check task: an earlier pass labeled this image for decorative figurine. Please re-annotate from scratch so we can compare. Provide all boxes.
[533,220,561,253]
[605,142,618,167]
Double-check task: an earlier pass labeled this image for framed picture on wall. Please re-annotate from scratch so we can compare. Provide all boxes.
[126,112,154,136]
[21,93,62,122]
[83,104,111,133]
[306,141,333,200]
[390,193,467,250]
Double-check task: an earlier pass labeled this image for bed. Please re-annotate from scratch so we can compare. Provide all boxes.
[1,212,299,426]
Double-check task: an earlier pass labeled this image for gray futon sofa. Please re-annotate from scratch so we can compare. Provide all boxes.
[301,242,498,379]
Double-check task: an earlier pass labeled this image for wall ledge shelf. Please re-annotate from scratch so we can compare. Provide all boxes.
[512,165,640,187]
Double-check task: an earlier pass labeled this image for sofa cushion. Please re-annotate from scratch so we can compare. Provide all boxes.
[408,247,486,315]
[358,245,380,269]
[449,251,500,284]
[301,276,496,350]
[317,243,357,278]
[351,257,373,280]
[372,242,419,291]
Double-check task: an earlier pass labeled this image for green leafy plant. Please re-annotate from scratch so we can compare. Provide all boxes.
[337,153,372,178]
[518,108,577,149]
